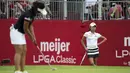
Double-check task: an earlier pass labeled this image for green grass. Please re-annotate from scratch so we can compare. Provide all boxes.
[0,65,130,73]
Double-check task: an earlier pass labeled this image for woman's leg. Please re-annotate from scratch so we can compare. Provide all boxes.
[88,57,95,66]
[14,45,24,71]
[94,57,98,65]
[20,44,27,72]
[94,54,99,65]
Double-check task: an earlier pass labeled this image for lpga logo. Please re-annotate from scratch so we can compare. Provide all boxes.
[40,38,70,54]
[116,37,130,58]
[115,37,130,66]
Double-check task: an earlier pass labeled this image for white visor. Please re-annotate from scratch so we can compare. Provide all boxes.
[90,22,96,27]
[37,8,47,15]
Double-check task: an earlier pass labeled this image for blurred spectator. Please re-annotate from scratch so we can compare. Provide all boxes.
[9,0,29,18]
[108,3,123,20]
[127,0,130,19]
[0,0,7,19]
[37,0,52,19]
[102,1,109,20]
[45,0,52,19]
[27,0,37,9]
[122,0,128,19]
[84,0,98,20]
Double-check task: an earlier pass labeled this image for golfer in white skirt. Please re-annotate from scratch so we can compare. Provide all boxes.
[81,22,107,66]
[10,1,47,73]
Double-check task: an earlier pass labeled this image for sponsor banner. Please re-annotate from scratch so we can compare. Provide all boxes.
[0,19,130,66]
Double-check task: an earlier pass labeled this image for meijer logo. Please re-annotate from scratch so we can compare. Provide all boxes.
[124,37,130,46]
[40,38,70,54]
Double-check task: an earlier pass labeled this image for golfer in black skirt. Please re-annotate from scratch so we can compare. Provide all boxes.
[81,22,107,66]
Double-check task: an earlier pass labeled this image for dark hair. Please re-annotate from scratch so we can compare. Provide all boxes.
[33,1,45,9]
[31,1,45,14]
[88,26,96,31]
[88,28,91,31]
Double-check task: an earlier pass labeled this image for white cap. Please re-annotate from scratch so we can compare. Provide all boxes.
[90,22,96,27]
[112,3,116,6]
[37,8,47,16]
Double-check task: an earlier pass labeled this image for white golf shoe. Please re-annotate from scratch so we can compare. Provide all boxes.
[22,71,28,73]
[14,71,22,73]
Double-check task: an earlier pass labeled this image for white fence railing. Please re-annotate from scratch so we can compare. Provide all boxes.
[0,0,130,20]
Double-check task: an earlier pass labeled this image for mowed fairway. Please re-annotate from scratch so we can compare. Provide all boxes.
[0,65,130,73]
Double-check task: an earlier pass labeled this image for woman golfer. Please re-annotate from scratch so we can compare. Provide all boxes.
[10,1,47,73]
[81,22,107,66]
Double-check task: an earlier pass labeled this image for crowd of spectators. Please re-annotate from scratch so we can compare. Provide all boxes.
[84,0,130,20]
[0,0,130,20]
[0,0,51,19]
